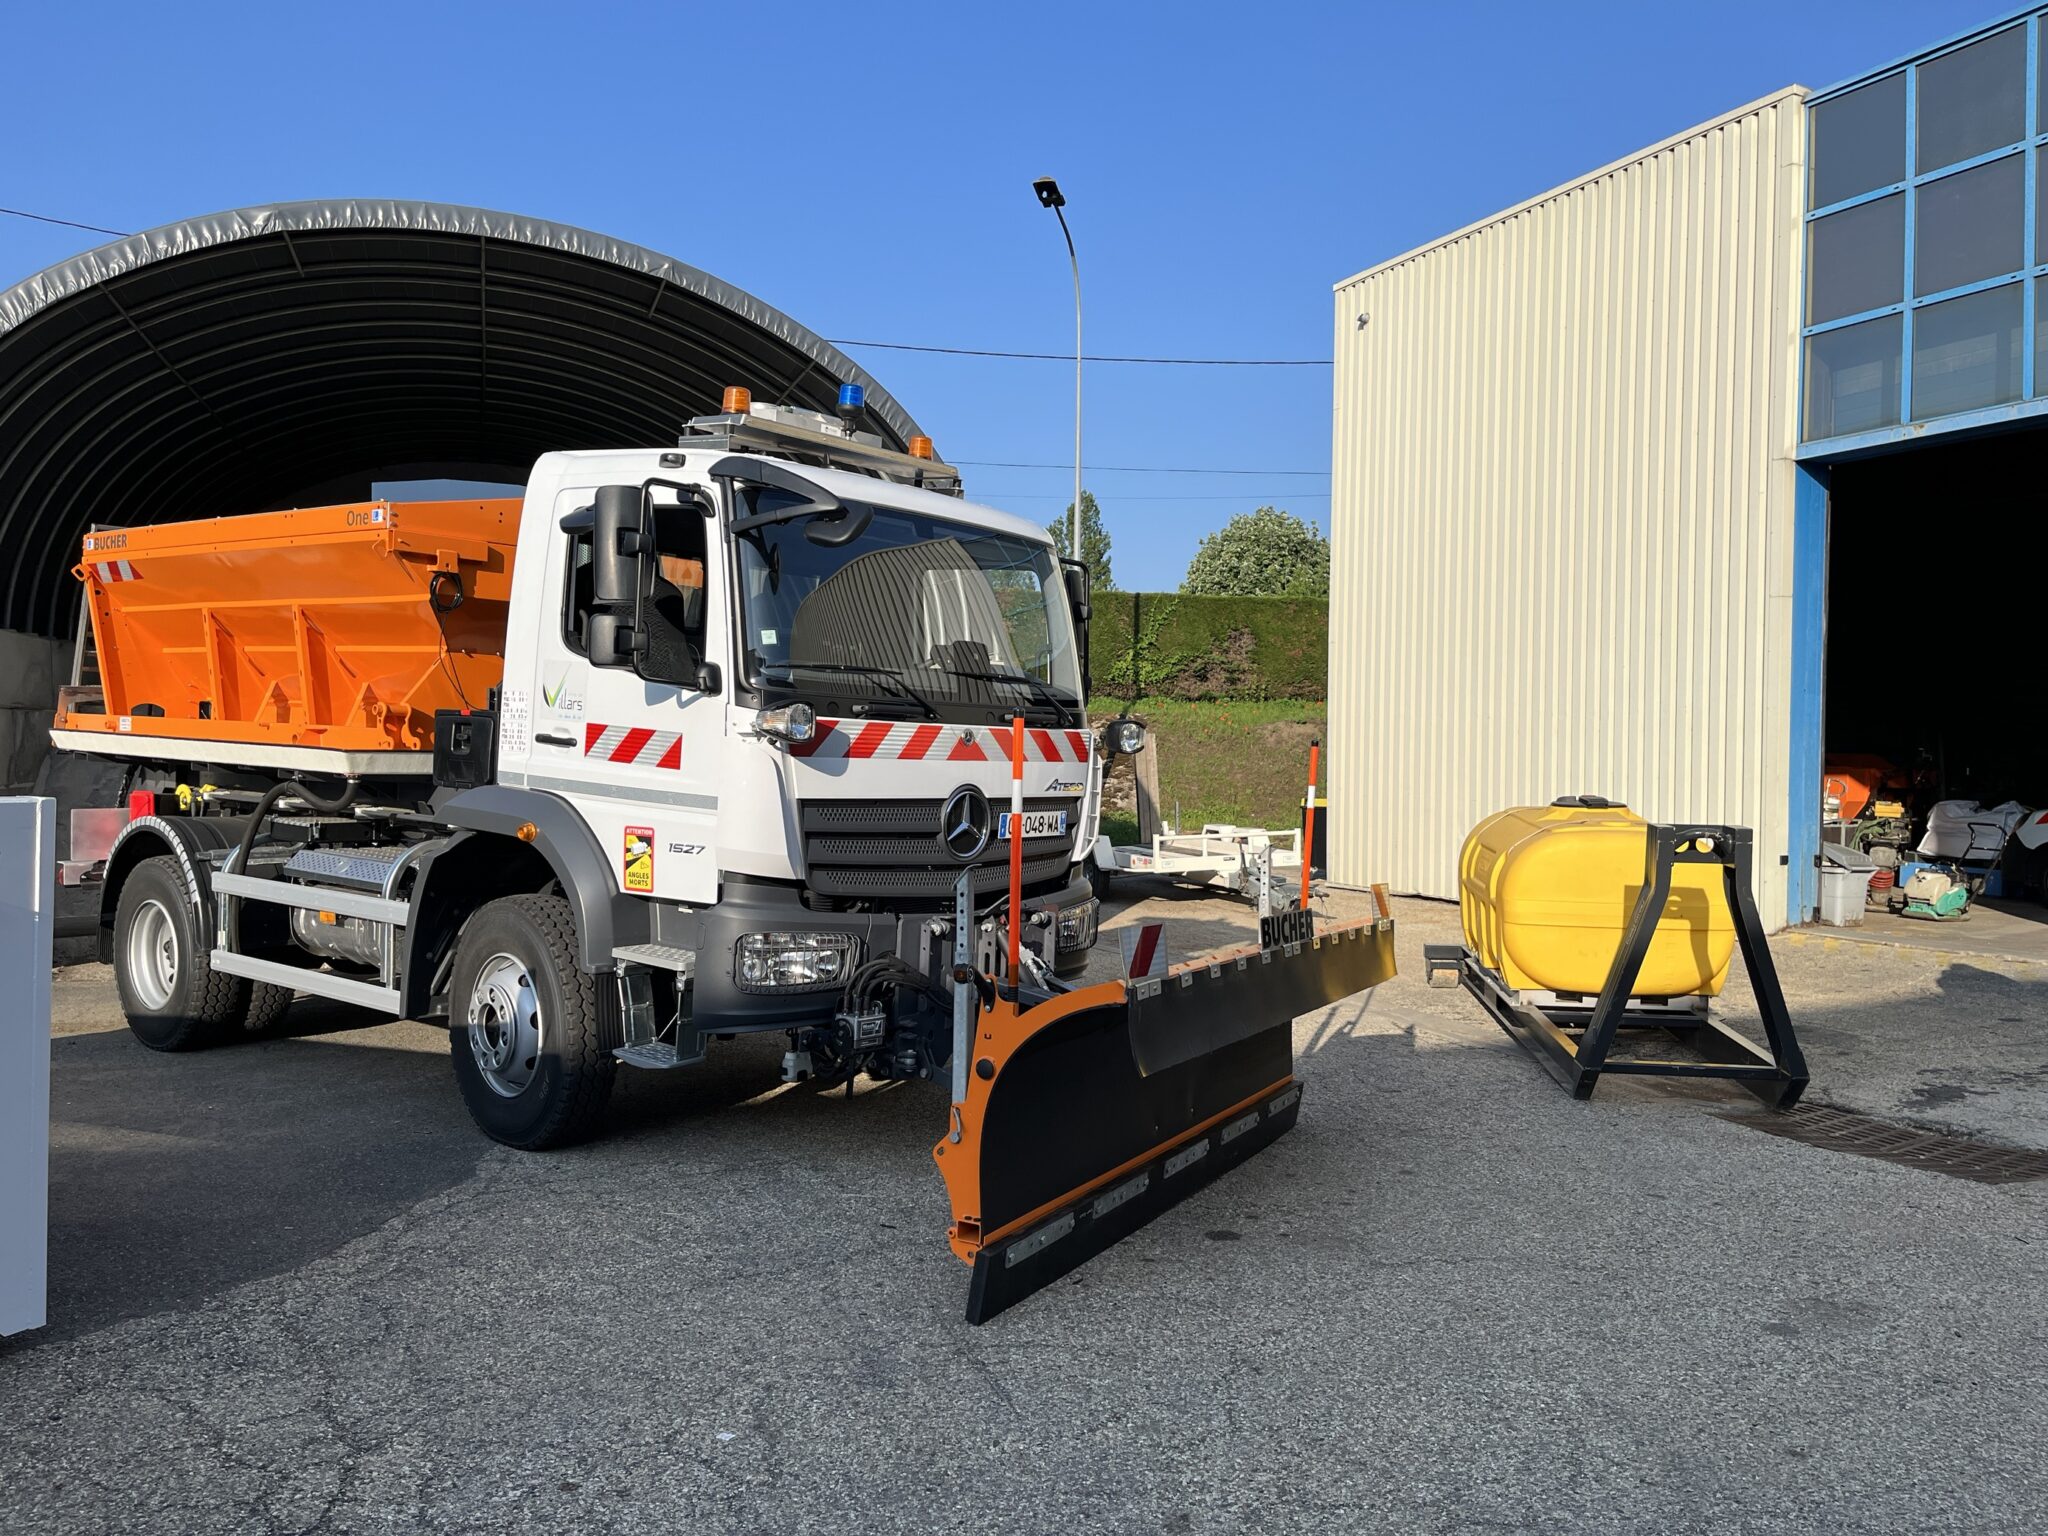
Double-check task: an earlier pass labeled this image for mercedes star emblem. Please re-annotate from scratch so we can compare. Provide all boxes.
[941,785,994,861]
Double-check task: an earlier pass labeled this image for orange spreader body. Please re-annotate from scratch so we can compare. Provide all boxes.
[63,500,520,754]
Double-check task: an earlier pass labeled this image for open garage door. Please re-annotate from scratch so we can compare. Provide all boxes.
[1821,427,2048,917]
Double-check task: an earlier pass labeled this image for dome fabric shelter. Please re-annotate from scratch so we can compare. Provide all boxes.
[0,199,924,639]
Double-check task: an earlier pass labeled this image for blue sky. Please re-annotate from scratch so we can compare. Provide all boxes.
[0,0,2001,589]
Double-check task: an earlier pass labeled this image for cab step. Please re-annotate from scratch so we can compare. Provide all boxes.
[611,943,697,979]
[610,943,703,1069]
[615,1041,701,1070]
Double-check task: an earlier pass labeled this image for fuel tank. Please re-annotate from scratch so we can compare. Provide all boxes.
[1460,800,1736,998]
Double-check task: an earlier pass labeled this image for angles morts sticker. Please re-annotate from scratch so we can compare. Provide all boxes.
[623,826,655,893]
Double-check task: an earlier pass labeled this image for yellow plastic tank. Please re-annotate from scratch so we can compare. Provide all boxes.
[1460,800,1736,999]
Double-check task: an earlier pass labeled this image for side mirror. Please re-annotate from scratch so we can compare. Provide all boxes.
[803,504,875,547]
[1061,558,1092,698]
[587,612,638,669]
[592,484,645,607]
[1061,559,1092,621]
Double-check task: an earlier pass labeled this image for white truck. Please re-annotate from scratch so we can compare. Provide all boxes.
[56,399,1132,1149]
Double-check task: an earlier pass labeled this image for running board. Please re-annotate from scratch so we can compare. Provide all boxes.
[610,943,703,1069]
[209,949,404,1014]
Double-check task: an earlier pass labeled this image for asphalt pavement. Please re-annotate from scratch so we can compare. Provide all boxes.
[4,888,2045,1534]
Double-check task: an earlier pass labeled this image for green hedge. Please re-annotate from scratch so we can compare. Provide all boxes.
[1088,593,1327,701]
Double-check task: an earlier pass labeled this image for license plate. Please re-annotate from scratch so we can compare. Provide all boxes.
[998,809,1068,840]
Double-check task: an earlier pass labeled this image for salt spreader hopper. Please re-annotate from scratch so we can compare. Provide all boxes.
[1423,797,1807,1107]
[58,499,518,770]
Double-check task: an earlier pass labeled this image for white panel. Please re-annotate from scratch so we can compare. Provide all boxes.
[1,797,53,1336]
[1329,89,1808,930]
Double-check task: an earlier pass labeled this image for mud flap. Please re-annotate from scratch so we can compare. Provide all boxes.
[934,916,1396,1323]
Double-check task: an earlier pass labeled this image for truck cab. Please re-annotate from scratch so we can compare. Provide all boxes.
[500,410,1105,1028]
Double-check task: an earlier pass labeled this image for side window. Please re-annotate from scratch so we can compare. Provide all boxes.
[649,503,708,650]
[561,527,594,656]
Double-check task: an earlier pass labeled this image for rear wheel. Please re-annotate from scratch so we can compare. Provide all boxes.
[114,855,243,1051]
[239,980,296,1037]
[449,894,616,1149]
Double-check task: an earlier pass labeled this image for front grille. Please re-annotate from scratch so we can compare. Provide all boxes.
[800,798,1078,903]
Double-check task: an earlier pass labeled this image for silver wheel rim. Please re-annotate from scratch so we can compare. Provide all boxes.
[466,951,543,1097]
[127,898,179,1011]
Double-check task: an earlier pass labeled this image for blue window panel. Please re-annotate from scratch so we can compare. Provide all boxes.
[1914,154,2024,296]
[1912,283,2024,418]
[2036,144,2048,263]
[2035,275,2048,395]
[1916,25,2027,172]
[1804,315,1903,439]
[1808,195,1905,324]
[2039,19,2048,135]
[1811,73,1907,209]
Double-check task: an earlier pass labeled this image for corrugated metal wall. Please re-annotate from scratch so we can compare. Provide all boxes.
[1328,88,1809,929]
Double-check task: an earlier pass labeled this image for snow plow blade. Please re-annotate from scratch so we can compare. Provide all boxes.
[933,915,1396,1323]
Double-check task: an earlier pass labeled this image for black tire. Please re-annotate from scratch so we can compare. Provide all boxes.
[448,893,616,1150]
[113,855,244,1051]
[238,981,296,1037]
[1088,855,1114,905]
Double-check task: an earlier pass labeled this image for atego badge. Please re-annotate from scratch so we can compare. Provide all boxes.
[1260,906,1317,950]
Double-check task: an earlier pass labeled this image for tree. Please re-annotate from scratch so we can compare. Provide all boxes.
[1180,507,1329,596]
[1046,490,1116,591]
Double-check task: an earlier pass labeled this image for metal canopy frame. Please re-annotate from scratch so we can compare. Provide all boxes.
[0,201,927,638]
[1425,825,1810,1108]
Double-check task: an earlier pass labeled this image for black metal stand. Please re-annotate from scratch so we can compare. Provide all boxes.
[1423,824,1808,1108]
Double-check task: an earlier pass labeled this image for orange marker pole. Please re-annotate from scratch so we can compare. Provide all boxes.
[1301,739,1320,910]
[1008,716,1026,986]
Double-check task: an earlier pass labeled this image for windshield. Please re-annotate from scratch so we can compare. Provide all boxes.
[734,488,1082,720]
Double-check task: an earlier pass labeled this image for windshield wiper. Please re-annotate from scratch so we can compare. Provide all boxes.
[938,667,1077,724]
[757,660,939,720]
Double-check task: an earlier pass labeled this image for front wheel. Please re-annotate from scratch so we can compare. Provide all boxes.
[1088,855,1114,905]
[449,893,617,1149]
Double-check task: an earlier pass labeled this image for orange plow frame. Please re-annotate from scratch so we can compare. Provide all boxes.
[933,914,1396,1323]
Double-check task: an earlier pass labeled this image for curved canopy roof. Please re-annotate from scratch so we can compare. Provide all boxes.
[0,200,923,637]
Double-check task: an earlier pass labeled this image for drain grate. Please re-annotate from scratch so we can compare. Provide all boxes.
[1725,1103,2048,1185]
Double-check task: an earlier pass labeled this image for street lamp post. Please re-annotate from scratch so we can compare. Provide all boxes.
[1032,176,1082,564]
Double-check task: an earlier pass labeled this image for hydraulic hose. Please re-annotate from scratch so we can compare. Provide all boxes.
[225,776,360,877]
[289,776,361,816]
[226,780,292,878]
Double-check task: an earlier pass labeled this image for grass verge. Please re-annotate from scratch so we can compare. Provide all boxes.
[1092,696,1324,846]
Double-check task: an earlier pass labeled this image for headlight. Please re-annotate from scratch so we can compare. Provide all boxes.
[1105,718,1145,756]
[735,931,854,992]
[1055,897,1100,952]
[757,703,816,745]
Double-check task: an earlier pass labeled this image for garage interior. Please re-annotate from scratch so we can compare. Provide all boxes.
[1822,426,2048,915]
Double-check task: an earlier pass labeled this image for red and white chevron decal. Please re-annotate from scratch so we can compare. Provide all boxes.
[790,720,1091,763]
[582,723,683,769]
[91,560,139,583]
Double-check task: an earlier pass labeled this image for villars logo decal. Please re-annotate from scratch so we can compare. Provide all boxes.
[542,670,584,717]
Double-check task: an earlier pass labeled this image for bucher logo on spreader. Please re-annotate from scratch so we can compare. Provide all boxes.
[1260,907,1317,950]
